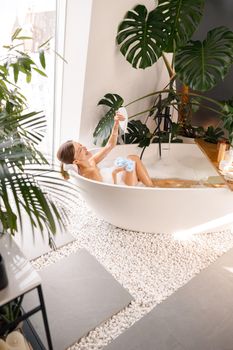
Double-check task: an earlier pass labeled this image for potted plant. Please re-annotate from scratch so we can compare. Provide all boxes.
[0,27,74,340]
[0,28,71,238]
[93,0,233,156]
[0,297,23,337]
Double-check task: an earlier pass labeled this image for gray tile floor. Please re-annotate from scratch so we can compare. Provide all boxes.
[23,249,133,350]
[14,216,75,260]
[105,248,233,350]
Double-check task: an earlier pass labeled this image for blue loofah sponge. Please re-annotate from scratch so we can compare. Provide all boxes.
[114,157,135,172]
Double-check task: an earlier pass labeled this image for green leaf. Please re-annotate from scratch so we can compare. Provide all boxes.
[11,28,22,41]
[33,67,47,77]
[0,32,74,238]
[204,126,224,143]
[116,1,205,68]
[16,36,32,40]
[93,93,124,145]
[117,5,167,69]
[175,27,233,91]
[124,120,151,145]
[38,37,52,48]
[13,64,19,83]
[180,124,205,138]
[155,0,205,52]
[26,72,32,83]
[0,65,8,75]
[18,65,27,74]
[9,43,24,51]
[39,49,46,69]
[220,98,233,145]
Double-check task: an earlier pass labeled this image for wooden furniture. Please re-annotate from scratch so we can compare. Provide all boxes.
[0,235,53,349]
[195,139,233,191]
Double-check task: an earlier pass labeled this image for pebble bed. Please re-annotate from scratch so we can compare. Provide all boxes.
[32,195,233,350]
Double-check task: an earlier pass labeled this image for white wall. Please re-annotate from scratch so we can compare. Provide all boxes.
[79,0,171,147]
[60,0,171,147]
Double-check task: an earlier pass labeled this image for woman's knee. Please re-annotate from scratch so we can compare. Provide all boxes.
[128,154,140,162]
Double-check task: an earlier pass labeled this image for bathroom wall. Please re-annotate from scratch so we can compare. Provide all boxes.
[76,0,171,147]
[59,1,233,147]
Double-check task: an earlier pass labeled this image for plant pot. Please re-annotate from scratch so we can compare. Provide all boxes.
[0,298,23,337]
[0,254,8,290]
[0,330,32,350]
[0,315,23,338]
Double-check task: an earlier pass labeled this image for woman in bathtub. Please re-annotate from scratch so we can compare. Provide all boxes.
[57,113,154,187]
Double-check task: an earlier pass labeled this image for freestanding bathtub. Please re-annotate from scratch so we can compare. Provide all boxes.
[70,143,233,235]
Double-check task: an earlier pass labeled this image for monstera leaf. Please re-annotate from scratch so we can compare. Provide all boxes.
[93,93,123,146]
[116,1,204,69]
[175,27,233,91]
[124,120,151,147]
[156,0,205,52]
[116,5,168,69]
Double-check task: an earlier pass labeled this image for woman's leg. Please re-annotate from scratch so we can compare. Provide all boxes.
[123,155,153,187]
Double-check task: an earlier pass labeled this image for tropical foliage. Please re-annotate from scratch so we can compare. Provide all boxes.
[0,29,69,236]
[93,0,233,149]
[0,297,23,336]
[175,27,233,91]
[221,99,233,146]
[116,1,233,91]
[203,126,224,144]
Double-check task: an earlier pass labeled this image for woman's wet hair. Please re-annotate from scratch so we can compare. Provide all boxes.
[57,140,75,180]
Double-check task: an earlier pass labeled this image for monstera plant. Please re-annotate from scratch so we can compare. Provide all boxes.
[94,0,233,151]
[0,29,71,237]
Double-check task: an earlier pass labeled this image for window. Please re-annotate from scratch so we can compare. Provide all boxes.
[0,0,61,157]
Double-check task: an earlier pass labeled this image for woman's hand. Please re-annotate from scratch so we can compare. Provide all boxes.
[111,113,125,136]
[91,112,125,164]
[114,113,125,123]
[109,113,125,137]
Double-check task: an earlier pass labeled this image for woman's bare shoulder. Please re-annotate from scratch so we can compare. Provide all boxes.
[80,166,102,181]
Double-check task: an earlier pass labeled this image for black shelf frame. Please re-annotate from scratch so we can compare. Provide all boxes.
[0,285,53,350]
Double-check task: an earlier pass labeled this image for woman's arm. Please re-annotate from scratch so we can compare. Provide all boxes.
[91,114,124,164]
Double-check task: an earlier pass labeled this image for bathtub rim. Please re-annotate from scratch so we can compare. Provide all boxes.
[68,144,229,192]
[70,169,228,192]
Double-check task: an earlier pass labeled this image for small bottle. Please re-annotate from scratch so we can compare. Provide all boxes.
[224,148,233,164]
[217,140,227,164]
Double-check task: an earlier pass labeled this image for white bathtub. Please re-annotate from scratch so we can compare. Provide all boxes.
[71,144,233,235]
